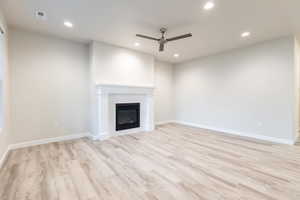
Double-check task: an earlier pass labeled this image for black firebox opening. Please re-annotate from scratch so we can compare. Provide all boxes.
[116,103,140,131]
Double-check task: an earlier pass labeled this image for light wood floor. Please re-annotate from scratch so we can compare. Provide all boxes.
[1,123,300,200]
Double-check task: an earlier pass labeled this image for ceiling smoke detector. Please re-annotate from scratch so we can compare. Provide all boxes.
[35,11,47,20]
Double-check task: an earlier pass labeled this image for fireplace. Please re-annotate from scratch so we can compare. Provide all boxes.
[116,103,140,131]
[91,84,154,140]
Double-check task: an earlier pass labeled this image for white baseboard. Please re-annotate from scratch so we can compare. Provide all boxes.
[90,129,155,141]
[0,147,10,170]
[155,120,175,126]
[8,133,89,150]
[173,120,295,145]
[0,133,89,170]
[89,132,110,141]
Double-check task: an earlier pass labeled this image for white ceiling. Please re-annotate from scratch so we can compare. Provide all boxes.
[1,0,300,63]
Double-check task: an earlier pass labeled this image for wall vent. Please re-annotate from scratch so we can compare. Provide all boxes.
[35,11,47,20]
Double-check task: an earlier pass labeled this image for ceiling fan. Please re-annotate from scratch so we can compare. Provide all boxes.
[136,28,192,52]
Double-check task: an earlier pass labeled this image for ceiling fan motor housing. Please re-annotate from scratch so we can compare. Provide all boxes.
[160,28,167,34]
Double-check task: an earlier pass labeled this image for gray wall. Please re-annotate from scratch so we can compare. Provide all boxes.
[174,37,296,142]
[0,10,11,162]
[296,38,300,140]
[9,28,90,143]
[154,61,174,123]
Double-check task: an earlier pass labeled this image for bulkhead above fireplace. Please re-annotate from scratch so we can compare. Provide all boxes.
[116,103,140,131]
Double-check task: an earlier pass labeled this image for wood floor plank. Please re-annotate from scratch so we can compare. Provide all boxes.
[1,123,300,199]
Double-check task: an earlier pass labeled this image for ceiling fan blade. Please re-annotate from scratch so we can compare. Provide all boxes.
[159,43,164,52]
[0,26,4,34]
[166,33,192,42]
[136,34,159,41]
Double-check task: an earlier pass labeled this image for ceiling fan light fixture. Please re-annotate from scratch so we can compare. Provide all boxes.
[203,1,215,10]
[134,42,140,47]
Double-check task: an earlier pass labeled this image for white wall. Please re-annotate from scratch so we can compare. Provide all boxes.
[0,10,11,163]
[174,37,296,143]
[9,28,90,143]
[295,38,300,140]
[90,41,155,86]
[89,42,175,134]
[89,41,155,135]
[154,61,174,123]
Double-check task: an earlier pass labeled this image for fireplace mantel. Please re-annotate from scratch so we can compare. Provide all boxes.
[91,84,155,140]
[96,83,155,88]
[96,84,155,95]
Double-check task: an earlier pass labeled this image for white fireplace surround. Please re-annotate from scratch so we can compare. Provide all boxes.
[91,84,155,140]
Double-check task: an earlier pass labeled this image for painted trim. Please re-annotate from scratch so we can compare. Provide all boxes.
[0,147,10,170]
[0,120,295,170]
[173,121,295,145]
[155,121,175,126]
[95,83,155,89]
[0,133,89,170]
[8,133,89,150]
[89,132,110,141]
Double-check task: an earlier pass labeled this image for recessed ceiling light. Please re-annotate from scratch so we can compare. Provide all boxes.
[174,53,180,58]
[35,11,47,20]
[134,42,140,47]
[64,21,73,28]
[241,31,251,38]
[203,1,215,10]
